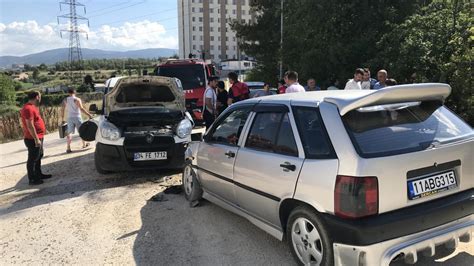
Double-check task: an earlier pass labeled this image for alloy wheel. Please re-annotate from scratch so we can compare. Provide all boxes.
[291,217,324,265]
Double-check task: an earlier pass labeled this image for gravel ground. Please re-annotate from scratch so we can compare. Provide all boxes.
[0,133,472,265]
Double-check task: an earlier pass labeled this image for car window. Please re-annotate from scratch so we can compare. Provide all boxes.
[343,101,473,158]
[246,112,283,152]
[293,106,334,159]
[275,115,298,156]
[246,112,298,156]
[207,107,251,145]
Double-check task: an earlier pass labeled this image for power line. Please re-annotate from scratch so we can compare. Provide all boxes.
[86,0,132,15]
[88,0,147,18]
[94,7,177,27]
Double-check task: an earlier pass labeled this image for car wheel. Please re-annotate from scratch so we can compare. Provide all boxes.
[94,151,109,174]
[182,162,202,202]
[287,207,333,266]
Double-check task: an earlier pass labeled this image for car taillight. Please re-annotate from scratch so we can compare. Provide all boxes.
[334,175,378,219]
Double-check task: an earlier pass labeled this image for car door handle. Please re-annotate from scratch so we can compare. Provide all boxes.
[225,151,235,158]
[280,162,296,172]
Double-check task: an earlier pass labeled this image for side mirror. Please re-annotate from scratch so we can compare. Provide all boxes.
[89,104,98,113]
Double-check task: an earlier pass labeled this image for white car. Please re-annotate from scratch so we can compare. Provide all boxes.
[183,83,473,265]
[89,76,194,173]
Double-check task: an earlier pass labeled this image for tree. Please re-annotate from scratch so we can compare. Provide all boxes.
[0,74,16,105]
[32,67,40,81]
[232,0,423,86]
[373,1,473,124]
[38,63,48,71]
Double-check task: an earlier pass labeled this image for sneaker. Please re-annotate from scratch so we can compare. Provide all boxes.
[29,179,44,185]
[66,149,72,153]
[40,174,52,179]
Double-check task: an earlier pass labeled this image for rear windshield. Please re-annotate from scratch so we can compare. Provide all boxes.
[116,84,175,103]
[156,65,205,90]
[343,101,473,158]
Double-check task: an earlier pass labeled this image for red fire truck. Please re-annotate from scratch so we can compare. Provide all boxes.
[154,59,216,122]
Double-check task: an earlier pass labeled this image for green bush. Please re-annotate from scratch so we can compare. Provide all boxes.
[0,74,16,105]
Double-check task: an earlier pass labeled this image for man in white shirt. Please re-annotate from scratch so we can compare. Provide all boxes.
[344,68,364,90]
[284,71,305,93]
[203,76,219,129]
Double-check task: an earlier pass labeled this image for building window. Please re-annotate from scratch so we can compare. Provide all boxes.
[200,45,203,50]
[199,17,203,22]
[211,36,214,41]
[226,37,229,41]
[199,8,203,12]
[233,46,236,50]
[210,45,214,50]
[199,26,203,31]
[218,36,221,41]
[210,8,213,13]
[200,36,203,41]
[192,7,195,12]
[210,17,214,23]
[233,37,236,41]
[193,35,196,40]
[242,10,246,15]
[192,26,196,31]
[193,45,196,49]
[232,9,236,15]
[218,45,221,50]
[210,27,214,32]
[217,9,220,14]
[192,17,195,22]
[218,27,221,31]
[199,0,202,3]
[218,18,220,23]
[232,0,236,4]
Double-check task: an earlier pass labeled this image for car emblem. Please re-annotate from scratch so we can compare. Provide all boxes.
[145,134,154,144]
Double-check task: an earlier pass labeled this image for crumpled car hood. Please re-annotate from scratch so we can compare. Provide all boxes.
[105,76,185,115]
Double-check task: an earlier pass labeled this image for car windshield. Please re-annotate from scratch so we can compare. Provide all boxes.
[156,65,205,90]
[343,101,474,158]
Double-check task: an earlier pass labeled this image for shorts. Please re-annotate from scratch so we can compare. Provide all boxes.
[67,116,83,134]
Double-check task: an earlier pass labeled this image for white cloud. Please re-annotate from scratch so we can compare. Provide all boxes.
[0,20,178,56]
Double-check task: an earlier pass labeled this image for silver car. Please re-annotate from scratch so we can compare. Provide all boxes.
[183,83,473,265]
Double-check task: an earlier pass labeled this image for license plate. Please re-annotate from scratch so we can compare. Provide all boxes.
[134,151,167,161]
[407,170,457,200]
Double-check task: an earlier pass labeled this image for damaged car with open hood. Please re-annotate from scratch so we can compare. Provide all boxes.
[88,76,194,173]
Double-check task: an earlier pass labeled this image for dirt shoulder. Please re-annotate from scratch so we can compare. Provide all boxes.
[0,133,472,265]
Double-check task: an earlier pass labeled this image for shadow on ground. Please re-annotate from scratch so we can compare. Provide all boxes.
[0,152,178,216]
[132,194,296,265]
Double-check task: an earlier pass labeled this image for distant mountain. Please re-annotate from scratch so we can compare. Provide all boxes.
[0,48,178,68]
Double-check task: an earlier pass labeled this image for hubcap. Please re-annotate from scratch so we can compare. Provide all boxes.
[183,165,193,195]
[291,217,323,265]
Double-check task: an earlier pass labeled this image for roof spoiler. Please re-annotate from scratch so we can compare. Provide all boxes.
[324,83,451,116]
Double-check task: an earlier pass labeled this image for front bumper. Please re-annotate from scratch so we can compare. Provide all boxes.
[95,141,186,171]
[333,214,473,265]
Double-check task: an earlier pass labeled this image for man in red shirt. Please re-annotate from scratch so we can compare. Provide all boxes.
[20,91,52,185]
[227,72,250,105]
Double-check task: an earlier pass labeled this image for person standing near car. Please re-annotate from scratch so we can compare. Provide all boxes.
[61,88,93,153]
[277,79,286,94]
[373,69,388,90]
[284,71,305,93]
[216,80,228,115]
[203,76,219,129]
[227,72,250,105]
[20,91,52,185]
[253,83,273,98]
[344,68,364,90]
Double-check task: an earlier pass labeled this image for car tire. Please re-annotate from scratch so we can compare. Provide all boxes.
[182,161,203,202]
[94,150,109,174]
[287,207,334,266]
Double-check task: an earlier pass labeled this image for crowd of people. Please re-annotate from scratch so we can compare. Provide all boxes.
[203,68,399,129]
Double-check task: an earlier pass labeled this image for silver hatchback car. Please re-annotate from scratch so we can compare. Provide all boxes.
[183,83,473,265]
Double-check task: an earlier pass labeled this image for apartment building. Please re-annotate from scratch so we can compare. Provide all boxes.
[177,0,255,62]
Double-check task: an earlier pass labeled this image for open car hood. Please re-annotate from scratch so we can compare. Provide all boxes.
[105,76,185,115]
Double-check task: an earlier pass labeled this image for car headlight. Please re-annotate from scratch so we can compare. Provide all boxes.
[176,118,192,138]
[100,120,121,141]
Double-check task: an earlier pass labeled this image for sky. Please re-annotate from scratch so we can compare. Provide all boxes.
[0,0,180,56]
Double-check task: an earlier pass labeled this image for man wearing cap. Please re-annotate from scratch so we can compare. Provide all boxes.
[203,76,219,129]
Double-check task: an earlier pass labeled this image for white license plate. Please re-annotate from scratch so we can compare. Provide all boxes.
[408,170,457,200]
[134,151,167,161]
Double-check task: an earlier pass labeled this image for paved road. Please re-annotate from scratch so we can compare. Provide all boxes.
[0,133,472,265]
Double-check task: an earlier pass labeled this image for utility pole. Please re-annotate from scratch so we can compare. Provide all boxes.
[58,0,89,84]
[279,0,284,80]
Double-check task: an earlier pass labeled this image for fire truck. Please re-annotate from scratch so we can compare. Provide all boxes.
[154,59,216,122]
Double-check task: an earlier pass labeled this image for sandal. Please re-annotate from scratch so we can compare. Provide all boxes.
[82,143,90,149]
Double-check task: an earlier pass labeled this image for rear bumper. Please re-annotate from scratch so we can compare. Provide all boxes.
[95,142,186,171]
[333,214,473,265]
[323,189,473,245]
